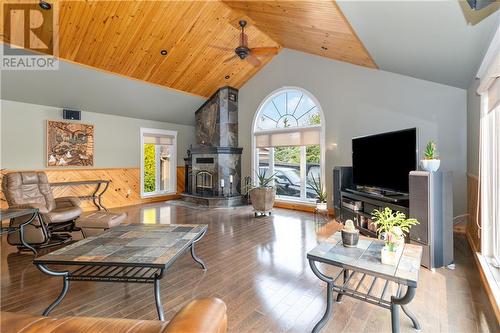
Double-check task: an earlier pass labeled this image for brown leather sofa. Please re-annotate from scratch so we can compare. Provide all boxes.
[0,298,227,333]
[2,171,83,248]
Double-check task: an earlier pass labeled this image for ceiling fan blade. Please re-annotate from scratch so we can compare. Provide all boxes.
[250,47,279,57]
[223,55,239,63]
[209,45,234,52]
[245,54,261,67]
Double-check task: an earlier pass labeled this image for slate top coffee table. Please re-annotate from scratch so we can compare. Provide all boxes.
[33,224,208,320]
[307,232,422,333]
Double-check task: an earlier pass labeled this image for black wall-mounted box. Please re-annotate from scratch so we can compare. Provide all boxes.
[63,109,81,120]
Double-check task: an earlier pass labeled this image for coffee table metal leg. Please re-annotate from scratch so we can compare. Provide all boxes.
[190,229,207,270]
[36,264,70,316]
[391,301,400,333]
[309,259,335,333]
[391,285,420,333]
[336,269,348,303]
[154,274,165,321]
[396,286,421,331]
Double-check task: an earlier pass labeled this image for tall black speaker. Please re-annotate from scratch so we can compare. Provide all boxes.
[409,171,453,269]
[333,166,353,218]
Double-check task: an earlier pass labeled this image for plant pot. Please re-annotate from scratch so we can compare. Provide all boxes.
[380,245,402,265]
[341,229,359,247]
[316,202,327,211]
[249,187,276,213]
[420,159,441,172]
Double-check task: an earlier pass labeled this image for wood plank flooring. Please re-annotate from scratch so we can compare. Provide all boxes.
[1,202,498,332]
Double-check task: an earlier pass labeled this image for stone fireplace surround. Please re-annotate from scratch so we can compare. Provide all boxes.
[182,86,244,207]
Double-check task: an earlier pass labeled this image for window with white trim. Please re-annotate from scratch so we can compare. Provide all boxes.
[481,86,500,267]
[252,87,325,203]
[140,128,177,197]
[478,46,499,295]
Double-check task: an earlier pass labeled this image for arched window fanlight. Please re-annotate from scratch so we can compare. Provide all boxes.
[255,90,321,131]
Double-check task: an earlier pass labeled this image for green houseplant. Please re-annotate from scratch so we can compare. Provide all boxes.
[421,141,441,172]
[372,208,419,265]
[247,169,277,217]
[307,175,327,210]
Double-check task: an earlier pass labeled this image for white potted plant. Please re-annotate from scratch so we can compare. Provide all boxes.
[308,175,327,210]
[372,208,419,265]
[341,219,359,247]
[246,169,277,217]
[420,141,441,172]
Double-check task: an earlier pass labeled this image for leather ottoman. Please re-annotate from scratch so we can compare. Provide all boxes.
[77,211,127,237]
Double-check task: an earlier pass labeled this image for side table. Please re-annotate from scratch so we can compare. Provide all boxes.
[0,208,40,255]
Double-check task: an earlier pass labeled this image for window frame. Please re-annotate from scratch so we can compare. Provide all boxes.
[140,127,177,198]
[476,24,500,309]
[251,87,325,205]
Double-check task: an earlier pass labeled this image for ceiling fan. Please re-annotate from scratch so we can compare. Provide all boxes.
[214,20,279,67]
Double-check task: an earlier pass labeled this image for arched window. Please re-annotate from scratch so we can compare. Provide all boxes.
[252,87,325,203]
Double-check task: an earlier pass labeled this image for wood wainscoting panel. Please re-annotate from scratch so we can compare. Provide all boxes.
[466,173,480,252]
[0,167,185,211]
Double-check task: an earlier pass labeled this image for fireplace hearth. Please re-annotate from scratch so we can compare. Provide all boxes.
[182,86,244,207]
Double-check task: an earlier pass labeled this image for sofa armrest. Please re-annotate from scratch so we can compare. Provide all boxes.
[164,298,227,333]
[55,196,81,208]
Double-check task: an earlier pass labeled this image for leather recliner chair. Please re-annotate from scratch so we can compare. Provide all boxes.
[2,171,83,249]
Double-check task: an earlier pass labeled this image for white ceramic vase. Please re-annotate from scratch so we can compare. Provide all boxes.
[420,159,441,172]
[380,245,402,265]
[316,202,327,211]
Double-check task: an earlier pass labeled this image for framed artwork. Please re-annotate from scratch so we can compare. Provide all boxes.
[46,120,94,167]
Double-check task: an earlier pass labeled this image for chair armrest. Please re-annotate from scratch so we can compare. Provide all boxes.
[10,203,48,214]
[55,196,81,207]
[164,298,227,333]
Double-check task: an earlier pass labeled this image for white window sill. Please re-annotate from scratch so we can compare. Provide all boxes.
[476,252,500,311]
[275,197,317,206]
[141,191,176,199]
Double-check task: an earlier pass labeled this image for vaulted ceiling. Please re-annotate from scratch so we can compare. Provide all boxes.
[0,0,376,98]
[223,0,376,68]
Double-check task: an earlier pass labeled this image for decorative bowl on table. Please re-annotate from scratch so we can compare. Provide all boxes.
[341,219,359,247]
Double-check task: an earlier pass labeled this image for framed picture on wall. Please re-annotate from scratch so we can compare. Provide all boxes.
[46,120,94,167]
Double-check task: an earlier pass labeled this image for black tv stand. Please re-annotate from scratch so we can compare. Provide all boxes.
[345,188,409,204]
[339,189,410,238]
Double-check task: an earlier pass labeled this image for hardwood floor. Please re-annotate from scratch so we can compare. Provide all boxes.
[1,202,498,332]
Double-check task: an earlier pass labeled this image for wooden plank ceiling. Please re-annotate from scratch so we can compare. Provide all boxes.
[223,0,377,69]
[2,1,376,98]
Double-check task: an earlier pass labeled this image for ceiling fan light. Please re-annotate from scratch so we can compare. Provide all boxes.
[39,0,51,10]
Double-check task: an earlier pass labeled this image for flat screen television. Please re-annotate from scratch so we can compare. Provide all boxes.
[352,128,417,194]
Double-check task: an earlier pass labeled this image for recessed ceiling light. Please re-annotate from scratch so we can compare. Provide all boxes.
[160,49,168,56]
[39,0,51,10]
[225,75,230,80]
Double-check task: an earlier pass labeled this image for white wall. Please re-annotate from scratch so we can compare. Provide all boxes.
[0,99,195,169]
[1,46,204,125]
[467,79,481,177]
[239,49,467,215]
